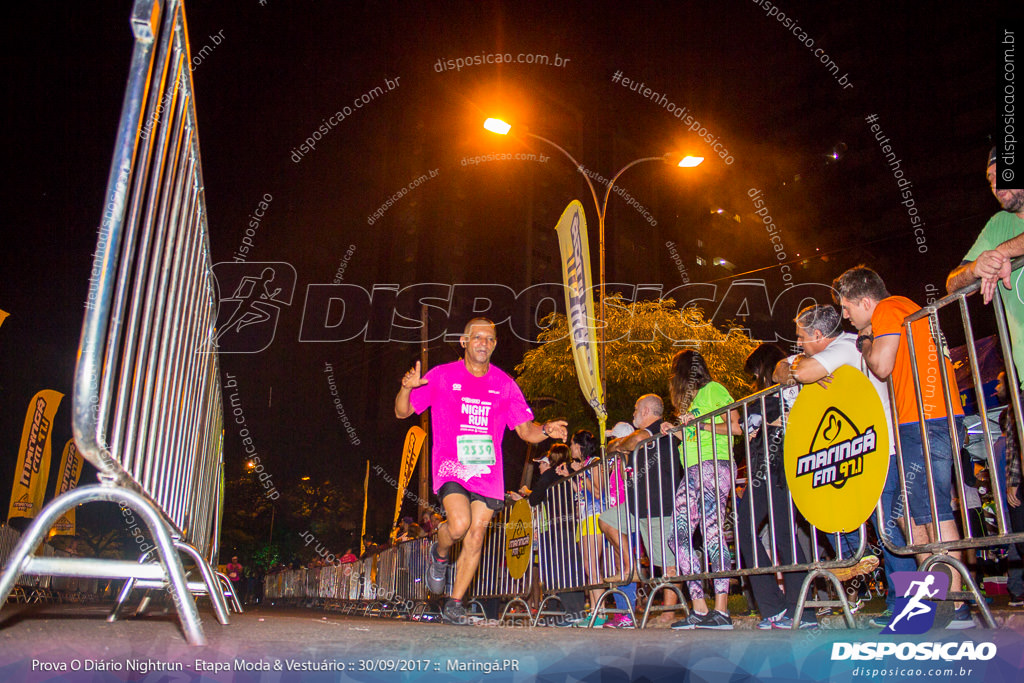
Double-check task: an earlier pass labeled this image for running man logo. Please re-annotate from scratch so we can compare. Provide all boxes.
[794,409,876,489]
[211,262,296,353]
[884,571,950,635]
[504,499,533,580]
[784,366,889,533]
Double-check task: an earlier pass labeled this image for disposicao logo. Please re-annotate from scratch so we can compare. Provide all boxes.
[830,572,997,665]
[885,571,949,635]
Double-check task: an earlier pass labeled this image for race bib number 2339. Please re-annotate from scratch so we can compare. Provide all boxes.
[457,434,495,466]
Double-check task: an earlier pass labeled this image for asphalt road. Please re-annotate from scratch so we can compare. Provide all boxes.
[1,602,1023,682]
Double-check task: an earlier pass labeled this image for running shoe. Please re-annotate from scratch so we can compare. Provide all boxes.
[868,609,892,628]
[772,615,818,630]
[847,596,864,614]
[671,610,708,630]
[441,598,468,625]
[603,614,636,628]
[946,603,976,630]
[425,541,448,594]
[695,610,734,630]
[757,610,787,630]
[568,611,607,627]
[1008,594,1024,607]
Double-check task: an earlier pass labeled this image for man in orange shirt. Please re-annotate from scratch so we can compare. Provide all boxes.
[833,266,972,629]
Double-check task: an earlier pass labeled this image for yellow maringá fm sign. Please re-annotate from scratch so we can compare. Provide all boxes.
[504,498,533,580]
[783,366,889,533]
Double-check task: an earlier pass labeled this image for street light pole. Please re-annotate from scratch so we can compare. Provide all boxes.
[483,119,702,401]
[595,155,677,390]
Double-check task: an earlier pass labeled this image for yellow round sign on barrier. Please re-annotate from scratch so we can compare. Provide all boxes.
[783,365,890,533]
[505,498,533,580]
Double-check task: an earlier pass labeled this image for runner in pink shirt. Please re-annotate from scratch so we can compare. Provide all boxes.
[395,317,567,624]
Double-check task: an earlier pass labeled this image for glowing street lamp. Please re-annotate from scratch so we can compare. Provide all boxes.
[483,118,701,400]
[483,118,512,135]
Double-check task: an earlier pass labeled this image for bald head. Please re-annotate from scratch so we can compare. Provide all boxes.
[461,317,497,368]
[633,394,664,429]
[463,317,496,336]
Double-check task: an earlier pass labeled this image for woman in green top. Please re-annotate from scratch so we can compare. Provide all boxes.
[665,350,739,630]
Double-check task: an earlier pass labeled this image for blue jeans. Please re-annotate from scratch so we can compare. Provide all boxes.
[612,583,636,613]
[897,417,965,524]
[876,450,919,613]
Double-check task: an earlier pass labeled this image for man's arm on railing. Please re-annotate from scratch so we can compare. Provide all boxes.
[947,234,1024,302]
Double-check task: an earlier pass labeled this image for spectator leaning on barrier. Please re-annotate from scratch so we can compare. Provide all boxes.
[542,443,588,625]
[662,350,739,630]
[507,443,570,505]
[737,343,818,630]
[601,394,683,626]
[360,533,379,559]
[394,317,568,625]
[995,371,1024,605]
[833,266,974,629]
[508,444,571,616]
[568,429,617,626]
[946,147,1024,388]
[597,420,636,581]
[774,304,907,625]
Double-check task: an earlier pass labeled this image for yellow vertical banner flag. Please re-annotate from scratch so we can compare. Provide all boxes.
[360,460,369,555]
[554,200,608,429]
[391,426,426,540]
[8,389,64,522]
[0,309,9,331]
[52,439,84,535]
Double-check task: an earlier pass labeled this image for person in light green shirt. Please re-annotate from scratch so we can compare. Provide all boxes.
[665,350,739,631]
[947,147,1024,388]
[678,380,734,469]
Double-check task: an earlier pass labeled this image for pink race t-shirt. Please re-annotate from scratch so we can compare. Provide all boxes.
[409,360,534,499]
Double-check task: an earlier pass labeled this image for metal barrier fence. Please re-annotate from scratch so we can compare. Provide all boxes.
[876,256,1024,628]
[593,386,872,629]
[259,265,1024,629]
[260,396,872,628]
[0,0,226,646]
[0,525,103,602]
[263,553,412,615]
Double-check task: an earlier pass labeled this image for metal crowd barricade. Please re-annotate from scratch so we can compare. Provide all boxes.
[466,502,535,622]
[248,393,881,631]
[531,457,631,626]
[0,0,226,645]
[1,526,104,605]
[881,256,1024,629]
[611,388,871,629]
[394,537,430,606]
[0,526,20,570]
[263,570,283,600]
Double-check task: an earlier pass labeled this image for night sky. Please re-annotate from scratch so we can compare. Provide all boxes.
[0,1,1014,539]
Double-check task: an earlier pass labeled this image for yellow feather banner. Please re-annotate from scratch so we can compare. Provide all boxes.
[8,390,64,522]
[52,439,84,535]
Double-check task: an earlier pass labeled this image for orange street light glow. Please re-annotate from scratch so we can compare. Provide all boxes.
[678,156,704,167]
[483,118,511,135]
